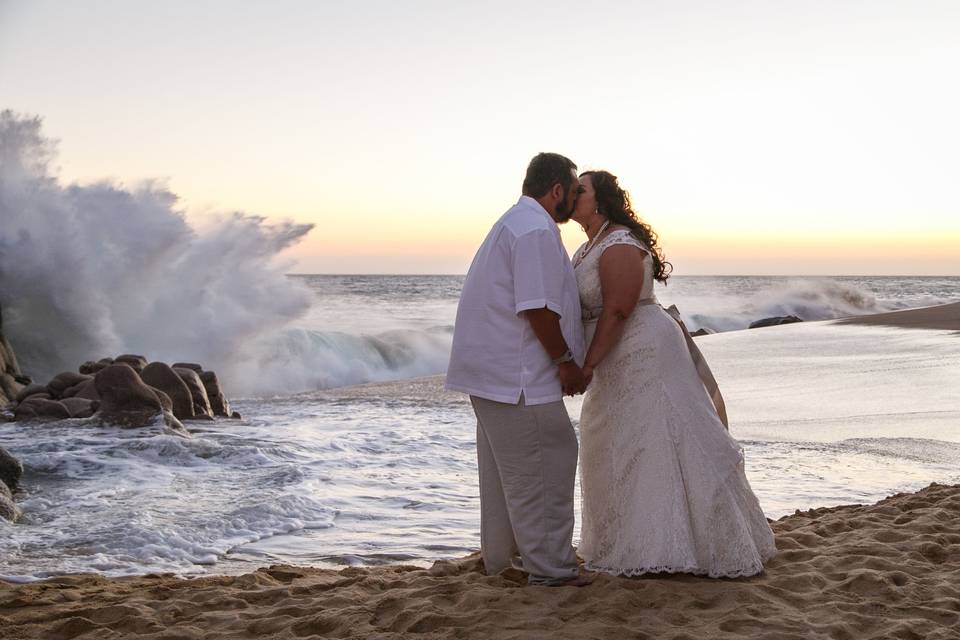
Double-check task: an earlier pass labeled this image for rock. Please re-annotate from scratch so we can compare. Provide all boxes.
[79,360,110,375]
[0,303,25,407]
[0,446,23,491]
[230,410,242,420]
[15,383,48,404]
[94,364,163,427]
[690,328,715,337]
[61,397,99,419]
[163,410,189,435]
[172,362,203,373]
[199,370,231,417]
[14,397,72,421]
[19,392,52,401]
[749,315,804,329]
[114,354,148,374]
[70,379,101,401]
[0,481,20,522]
[46,371,92,399]
[141,362,195,420]
[150,387,174,413]
[174,368,214,418]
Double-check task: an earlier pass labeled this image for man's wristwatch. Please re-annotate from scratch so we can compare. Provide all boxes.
[552,349,575,365]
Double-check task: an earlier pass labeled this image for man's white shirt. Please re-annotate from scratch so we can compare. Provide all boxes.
[445,196,585,405]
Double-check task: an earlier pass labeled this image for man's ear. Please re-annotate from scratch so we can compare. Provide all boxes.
[551,182,564,201]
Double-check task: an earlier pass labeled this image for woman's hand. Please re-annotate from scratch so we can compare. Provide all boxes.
[582,365,594,387]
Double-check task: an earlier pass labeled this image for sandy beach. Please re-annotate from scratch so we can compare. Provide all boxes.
[0,482,957,639]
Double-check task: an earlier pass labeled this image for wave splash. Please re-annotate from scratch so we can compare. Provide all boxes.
[0,111,322,394]
[668,278,946,333]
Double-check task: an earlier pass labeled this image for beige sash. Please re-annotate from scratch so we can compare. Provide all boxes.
[582,299,729,430]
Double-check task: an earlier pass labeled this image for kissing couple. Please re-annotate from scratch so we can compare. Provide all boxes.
[446,153,776,586]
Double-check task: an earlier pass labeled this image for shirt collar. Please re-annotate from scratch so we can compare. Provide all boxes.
[517,195,557,226]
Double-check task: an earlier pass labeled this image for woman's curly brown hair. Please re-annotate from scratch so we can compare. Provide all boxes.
[581,170,673,284]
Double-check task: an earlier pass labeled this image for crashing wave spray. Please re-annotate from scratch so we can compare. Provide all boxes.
[0,110,316,393]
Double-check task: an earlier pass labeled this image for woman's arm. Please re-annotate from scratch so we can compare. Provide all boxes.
[583,244,647,380]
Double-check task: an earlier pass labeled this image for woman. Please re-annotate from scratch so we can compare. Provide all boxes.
[572,170,776,578]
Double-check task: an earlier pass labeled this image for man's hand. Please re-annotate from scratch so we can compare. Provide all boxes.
[558,361,587,396]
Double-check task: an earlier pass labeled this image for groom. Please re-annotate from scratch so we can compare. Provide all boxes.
[446,152,590,587]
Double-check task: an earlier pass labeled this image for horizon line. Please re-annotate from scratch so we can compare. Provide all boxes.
[283,273,960,278]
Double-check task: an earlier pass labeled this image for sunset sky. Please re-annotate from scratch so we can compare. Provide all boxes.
[1,0,958,274]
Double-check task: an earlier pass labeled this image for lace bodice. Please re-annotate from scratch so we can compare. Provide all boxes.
[573,229,655,314]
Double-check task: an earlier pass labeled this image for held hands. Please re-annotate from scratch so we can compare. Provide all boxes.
[558,362,589,396]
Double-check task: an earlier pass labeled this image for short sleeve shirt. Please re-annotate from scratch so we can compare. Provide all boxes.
[445,196,585,405]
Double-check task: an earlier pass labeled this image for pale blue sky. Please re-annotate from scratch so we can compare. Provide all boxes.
[2,0,958,273]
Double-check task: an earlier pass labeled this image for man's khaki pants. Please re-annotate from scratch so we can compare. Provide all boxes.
[470,394,579,582]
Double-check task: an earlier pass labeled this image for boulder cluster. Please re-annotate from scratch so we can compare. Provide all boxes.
[10,355,239,433]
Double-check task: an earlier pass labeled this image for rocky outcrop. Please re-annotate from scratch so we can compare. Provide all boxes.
[0,447,22,492]
[79,358,113,375]
[690,328,716,337]
[749,315,804,329]
[15,383,47,404]
[0,446,23,522]
[0,482,19,522]
[199,371,231,417]
[174,368,214,418]
[61,397,99,419]
[14,397,72,421]
[94,364,164,427]
[141,362,194,420]
[0,303,28,407]
[47,371,92,399]
[7,347,235,433]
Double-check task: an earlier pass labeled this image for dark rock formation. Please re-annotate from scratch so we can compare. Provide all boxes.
[0,303,26,406]
[690,328,716,337]
[15,383,48,404]
[0,447,22,492]
[199,370,231,417]
[174,368,213,418]
[141,362,195,420]
[749,315,804,329]
[0,482,19,522]
[94,364,163,427]
[69,379,101,401]
[1,442,24,522]
[172,362,203,373]
[47,371,92,399]
[150,387,174,413]
[79,359,111,375]
[14,397,72,421]
[114,354,148,374]
[61,397,99,419]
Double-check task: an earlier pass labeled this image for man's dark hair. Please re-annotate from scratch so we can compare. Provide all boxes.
[521,152,577,198]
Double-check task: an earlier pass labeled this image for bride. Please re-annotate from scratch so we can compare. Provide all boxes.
[572,170,776,578]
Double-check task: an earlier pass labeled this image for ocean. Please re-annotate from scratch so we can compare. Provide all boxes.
[1,274,959,582]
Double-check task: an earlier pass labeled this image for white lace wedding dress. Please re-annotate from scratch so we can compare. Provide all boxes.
[574,229,776,578]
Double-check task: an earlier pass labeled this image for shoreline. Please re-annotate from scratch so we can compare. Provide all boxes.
[2,483,958,638]
[834,301,960,331]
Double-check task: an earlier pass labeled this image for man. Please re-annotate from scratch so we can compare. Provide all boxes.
[446,152,591,587]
